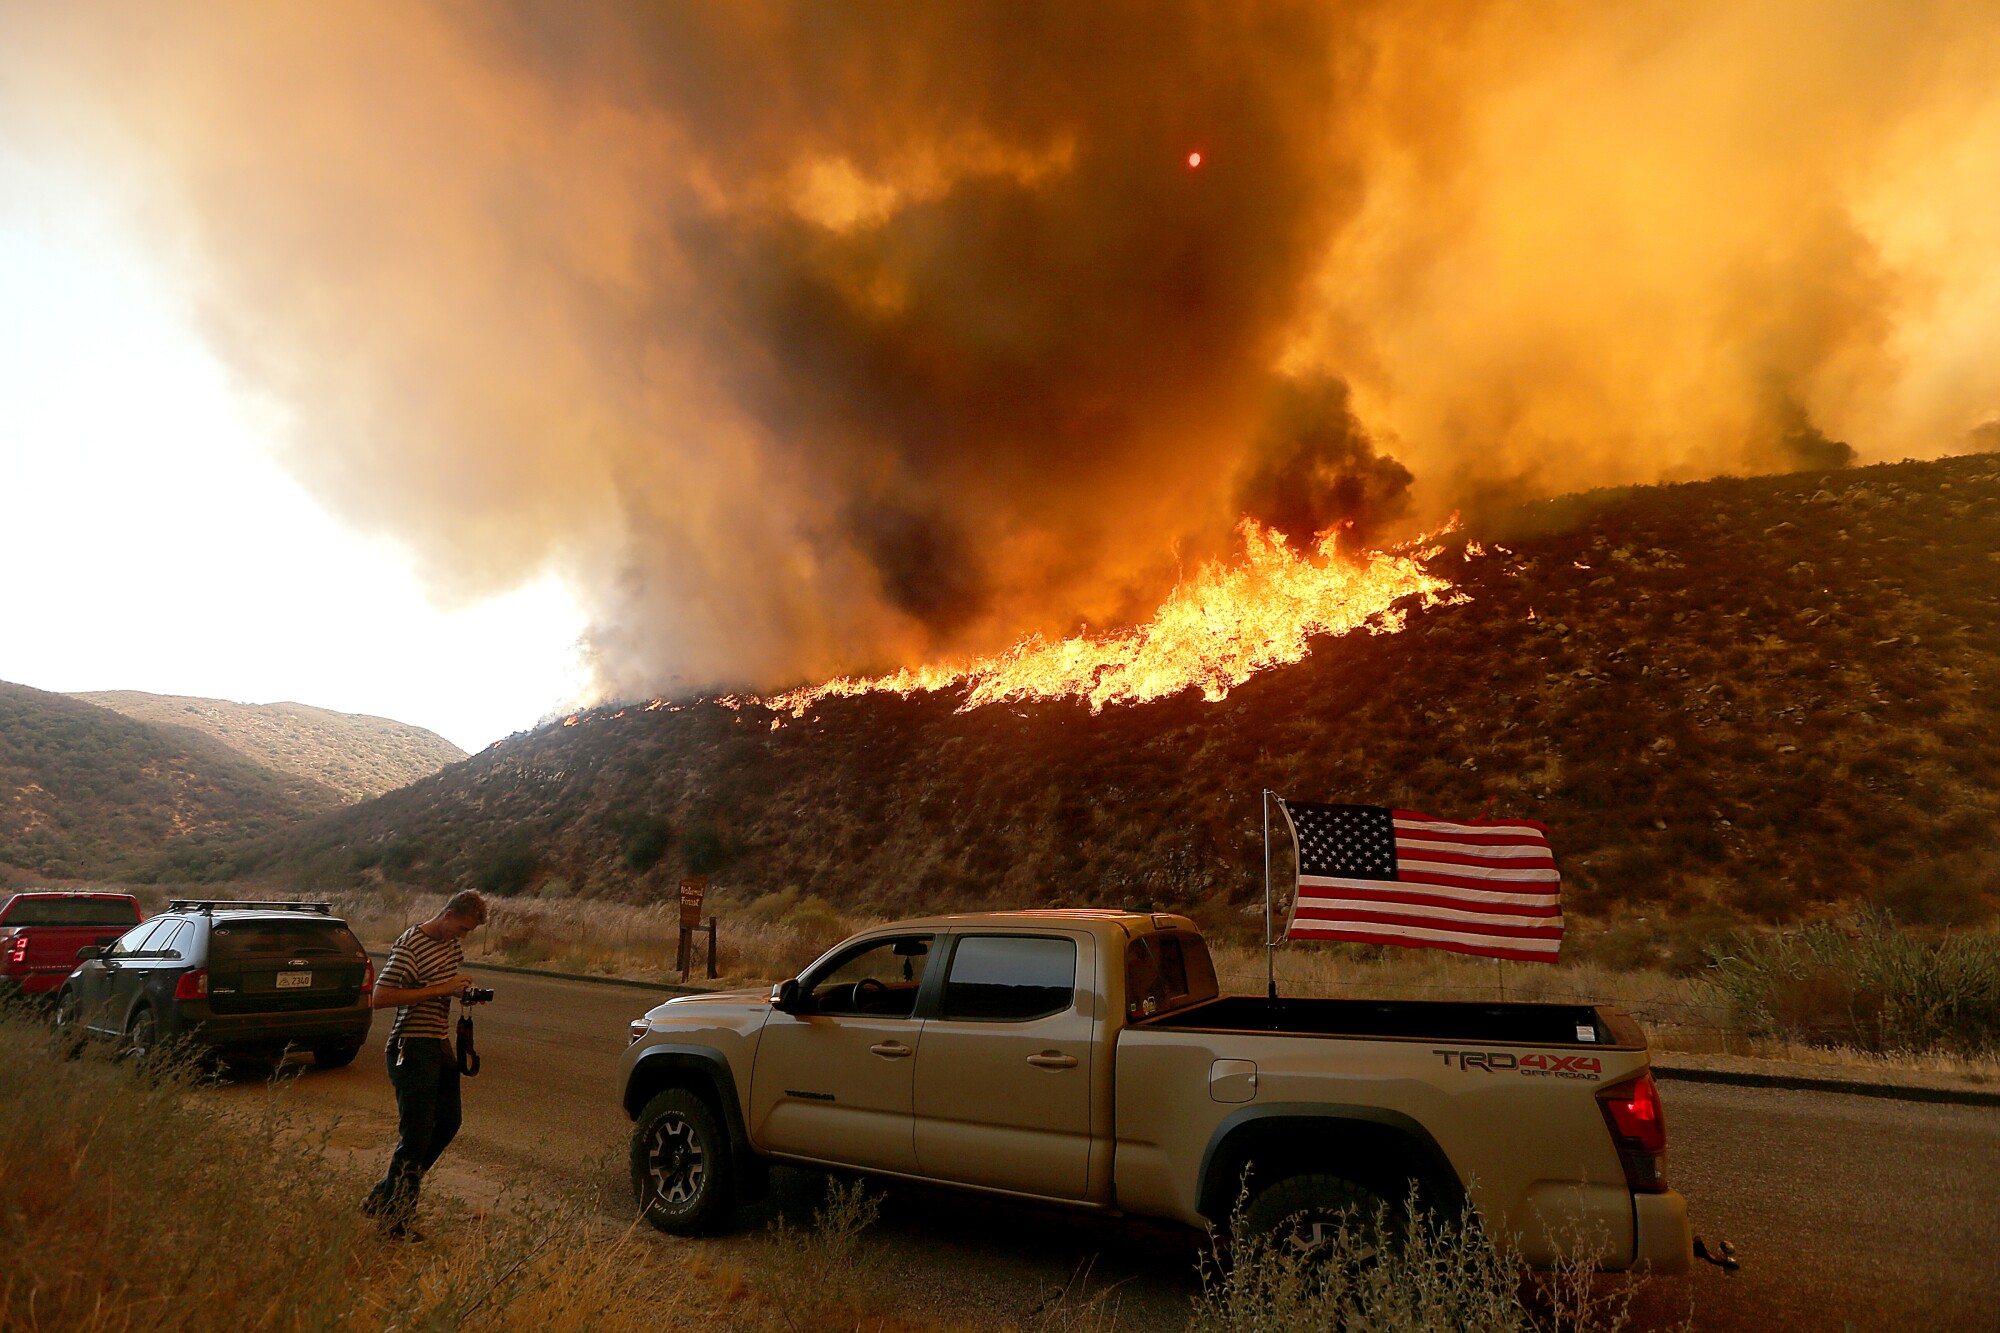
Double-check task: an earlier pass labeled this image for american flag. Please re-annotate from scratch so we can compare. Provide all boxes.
[1281,801,1563,962]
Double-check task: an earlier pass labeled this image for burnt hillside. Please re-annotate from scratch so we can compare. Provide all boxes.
[219,454,2000,927]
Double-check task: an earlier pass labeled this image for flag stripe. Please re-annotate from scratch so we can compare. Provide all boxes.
[1293,906,1565,938]
[1288,924,1563,962]
[1297,880,1563,914]
[1398,838,1556,863]
[1397,858,1559,885]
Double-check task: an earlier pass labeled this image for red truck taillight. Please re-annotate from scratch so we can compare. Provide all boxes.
[3,931,24,968]
[173,968,209,1001]
[1596,1072,1668,1193]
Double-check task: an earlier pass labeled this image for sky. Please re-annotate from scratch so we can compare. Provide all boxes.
[0,153,590,752]
[2,2,1998,742]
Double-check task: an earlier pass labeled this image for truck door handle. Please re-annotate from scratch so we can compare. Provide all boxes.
[869,1041,912,1059]
[1027,1052,1078,1070]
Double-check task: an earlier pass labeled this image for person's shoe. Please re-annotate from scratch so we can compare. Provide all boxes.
[381,1219,426,1242]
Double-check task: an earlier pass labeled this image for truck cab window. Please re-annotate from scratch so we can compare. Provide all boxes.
[941,935,1076,1022]
[805,936,930,1017]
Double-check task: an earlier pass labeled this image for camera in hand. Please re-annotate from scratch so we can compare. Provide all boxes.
[463,985,495,1004]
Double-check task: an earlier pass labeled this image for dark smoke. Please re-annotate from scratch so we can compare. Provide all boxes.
[1772,396,1857,472]
[1233,375,1413,550]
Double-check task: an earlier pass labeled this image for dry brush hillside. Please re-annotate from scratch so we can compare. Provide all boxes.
[0,684,342,882]
[224,454,1999,934]
[72,692,464,803]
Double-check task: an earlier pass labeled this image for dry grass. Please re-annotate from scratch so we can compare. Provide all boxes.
[0,1013,735,1333]
[1189,1188,1685,1333]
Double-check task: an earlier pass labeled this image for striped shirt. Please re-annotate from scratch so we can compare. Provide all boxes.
[379,923,462,1040]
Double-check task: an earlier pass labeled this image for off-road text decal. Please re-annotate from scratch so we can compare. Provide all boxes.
[1431,1050,1602,1080]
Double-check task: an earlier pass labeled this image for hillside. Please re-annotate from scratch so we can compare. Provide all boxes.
[71,692,464,803]
[229,454,1999,931]
[0,684,343,881]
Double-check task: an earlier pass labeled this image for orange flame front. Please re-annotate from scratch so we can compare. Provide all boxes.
[753,519,1463,717]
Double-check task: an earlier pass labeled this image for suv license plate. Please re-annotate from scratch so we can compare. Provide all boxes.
[276,970,312,989]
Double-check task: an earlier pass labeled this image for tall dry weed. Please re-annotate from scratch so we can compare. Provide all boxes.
[1191,1189,1677,1333]
[0,1012,714,1333]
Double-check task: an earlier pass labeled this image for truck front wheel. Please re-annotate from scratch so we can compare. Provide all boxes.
[1243,1173,1398,1262]
[631,1088,734,1235]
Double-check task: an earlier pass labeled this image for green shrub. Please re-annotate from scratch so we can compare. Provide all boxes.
[616,812,674,873]
[1706,913,2000,1056]
[477,831,540,897]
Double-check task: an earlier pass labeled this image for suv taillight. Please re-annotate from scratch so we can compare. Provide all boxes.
[4,931,24,967]
[173,968,209,1001]
[362,959,375,996]
[1596,1072,1668,1192]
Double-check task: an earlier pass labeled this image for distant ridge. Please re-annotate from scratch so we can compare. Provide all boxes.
[73,692,465,803]
[0,683,341,880]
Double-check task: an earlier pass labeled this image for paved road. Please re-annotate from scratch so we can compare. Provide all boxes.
[247,969,2000,1332]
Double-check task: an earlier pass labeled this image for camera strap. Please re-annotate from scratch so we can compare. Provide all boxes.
[456,1013,480,1077]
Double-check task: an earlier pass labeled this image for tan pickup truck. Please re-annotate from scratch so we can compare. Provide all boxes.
[617,909,1692,1271]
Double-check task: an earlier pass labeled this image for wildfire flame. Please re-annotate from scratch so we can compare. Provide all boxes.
[746,518,1463,717]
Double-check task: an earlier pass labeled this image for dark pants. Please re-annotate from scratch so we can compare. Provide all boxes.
[364,1036,461,1222]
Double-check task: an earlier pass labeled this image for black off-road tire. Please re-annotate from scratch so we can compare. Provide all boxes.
[631,1088,735,1235]
[53,987,88,1058]
[1242,1172,1398,1263]
[312,1040,365,1070]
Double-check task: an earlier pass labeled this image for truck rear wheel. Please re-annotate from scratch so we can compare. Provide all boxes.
[1243,1173,1398,1262]
[631,1088,734,1235]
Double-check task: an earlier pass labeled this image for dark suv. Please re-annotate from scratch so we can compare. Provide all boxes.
[56,899,374,1069]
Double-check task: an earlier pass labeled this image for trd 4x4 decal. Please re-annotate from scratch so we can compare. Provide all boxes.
[1431,1050,1603,1080]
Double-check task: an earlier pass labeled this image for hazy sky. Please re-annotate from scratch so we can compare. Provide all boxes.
[0,152,588,751]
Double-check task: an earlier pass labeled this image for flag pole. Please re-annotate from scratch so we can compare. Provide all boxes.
[1263,788,1278,1002]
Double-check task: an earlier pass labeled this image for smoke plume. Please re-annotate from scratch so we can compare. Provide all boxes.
[6,2,2000,699]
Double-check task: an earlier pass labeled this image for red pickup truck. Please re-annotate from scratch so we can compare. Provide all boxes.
[0,892,144,1000]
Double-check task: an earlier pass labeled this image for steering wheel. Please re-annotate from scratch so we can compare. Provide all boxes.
[852,977,888,1013]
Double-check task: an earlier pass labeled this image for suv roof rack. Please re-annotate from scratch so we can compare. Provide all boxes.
[166,899,334,915]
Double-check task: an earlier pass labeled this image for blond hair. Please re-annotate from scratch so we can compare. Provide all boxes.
[445,889,489,924]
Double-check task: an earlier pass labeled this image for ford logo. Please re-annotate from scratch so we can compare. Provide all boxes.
[287,958,309,966]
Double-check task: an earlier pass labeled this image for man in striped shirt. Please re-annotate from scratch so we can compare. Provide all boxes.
[361,889,487,1236]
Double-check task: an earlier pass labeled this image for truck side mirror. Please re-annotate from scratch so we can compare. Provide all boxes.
[74,946,103,962]
[770,978,802,1014]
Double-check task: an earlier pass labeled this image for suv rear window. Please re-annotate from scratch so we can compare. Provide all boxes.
[1,898,141,927]
[209,920,363,960]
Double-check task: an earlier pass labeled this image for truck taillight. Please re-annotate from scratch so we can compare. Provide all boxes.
[1596,1072,1668,1193]
[4,932,24,967]
[173,968,209,1001]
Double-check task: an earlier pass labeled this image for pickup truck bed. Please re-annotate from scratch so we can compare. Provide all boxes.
[1142,995,1627,1047]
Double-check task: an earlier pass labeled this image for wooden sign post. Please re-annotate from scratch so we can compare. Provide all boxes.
[677,876,708,980]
